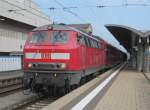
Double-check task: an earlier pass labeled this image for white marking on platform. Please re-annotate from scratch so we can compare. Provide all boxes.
[71,64,125,110]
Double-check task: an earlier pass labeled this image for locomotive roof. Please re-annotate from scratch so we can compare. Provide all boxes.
[33,24,92,32]
[33,24,99,41]
[33,24,71,31]
[33,24,124,53]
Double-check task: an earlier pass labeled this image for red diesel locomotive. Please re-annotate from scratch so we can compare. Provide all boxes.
[23,24,125,94]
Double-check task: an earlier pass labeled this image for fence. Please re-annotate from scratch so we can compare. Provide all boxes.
[0,56,21,72]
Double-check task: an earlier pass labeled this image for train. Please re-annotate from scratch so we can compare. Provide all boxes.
[23,24,126,95]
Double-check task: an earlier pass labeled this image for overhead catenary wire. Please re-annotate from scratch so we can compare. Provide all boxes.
[53,0,87,23]
[47,3,150,11]
[124,0,127,5]
[45,0,150,23]
[80,0,102,34]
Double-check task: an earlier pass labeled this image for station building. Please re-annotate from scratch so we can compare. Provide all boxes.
[0,0,51,71]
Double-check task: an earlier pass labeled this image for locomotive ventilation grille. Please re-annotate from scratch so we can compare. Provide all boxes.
[28,63,67,70]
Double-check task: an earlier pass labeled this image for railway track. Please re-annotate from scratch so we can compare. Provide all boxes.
[2,94,57,110]
[5,70,113,110]
[14,97,56,110]
[0,76,23,94]
[1,64,122,110]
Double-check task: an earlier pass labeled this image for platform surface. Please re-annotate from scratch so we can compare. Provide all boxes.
[42,70,150,110]
[93,70,150,110]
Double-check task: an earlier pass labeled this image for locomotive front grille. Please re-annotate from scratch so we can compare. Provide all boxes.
[29,63,66,70]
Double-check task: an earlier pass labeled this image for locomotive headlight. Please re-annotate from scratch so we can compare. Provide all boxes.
[28,63,32,68]
[60,63,66,69]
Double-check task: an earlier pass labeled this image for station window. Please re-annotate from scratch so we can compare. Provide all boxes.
[51,31,68,43]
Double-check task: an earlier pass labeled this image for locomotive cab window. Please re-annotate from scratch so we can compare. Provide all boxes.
[51,31,68,43]
[29,31,47,43]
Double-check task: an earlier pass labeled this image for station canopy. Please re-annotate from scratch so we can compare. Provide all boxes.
[105,24,145,52]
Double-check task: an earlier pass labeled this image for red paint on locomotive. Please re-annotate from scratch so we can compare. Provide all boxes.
[23,24,125,93]
[23,29,106,72]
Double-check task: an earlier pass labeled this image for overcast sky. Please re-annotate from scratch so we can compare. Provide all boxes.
[33,0,150,53]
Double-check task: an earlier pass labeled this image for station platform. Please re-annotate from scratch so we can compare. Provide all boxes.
[93,69,150,110]
[0,70,23,80]
[41,66,150,110]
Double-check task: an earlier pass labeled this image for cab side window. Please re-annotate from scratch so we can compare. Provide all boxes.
[98,43,101,49]
[85,37,91,47]
[77,34,86,45]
